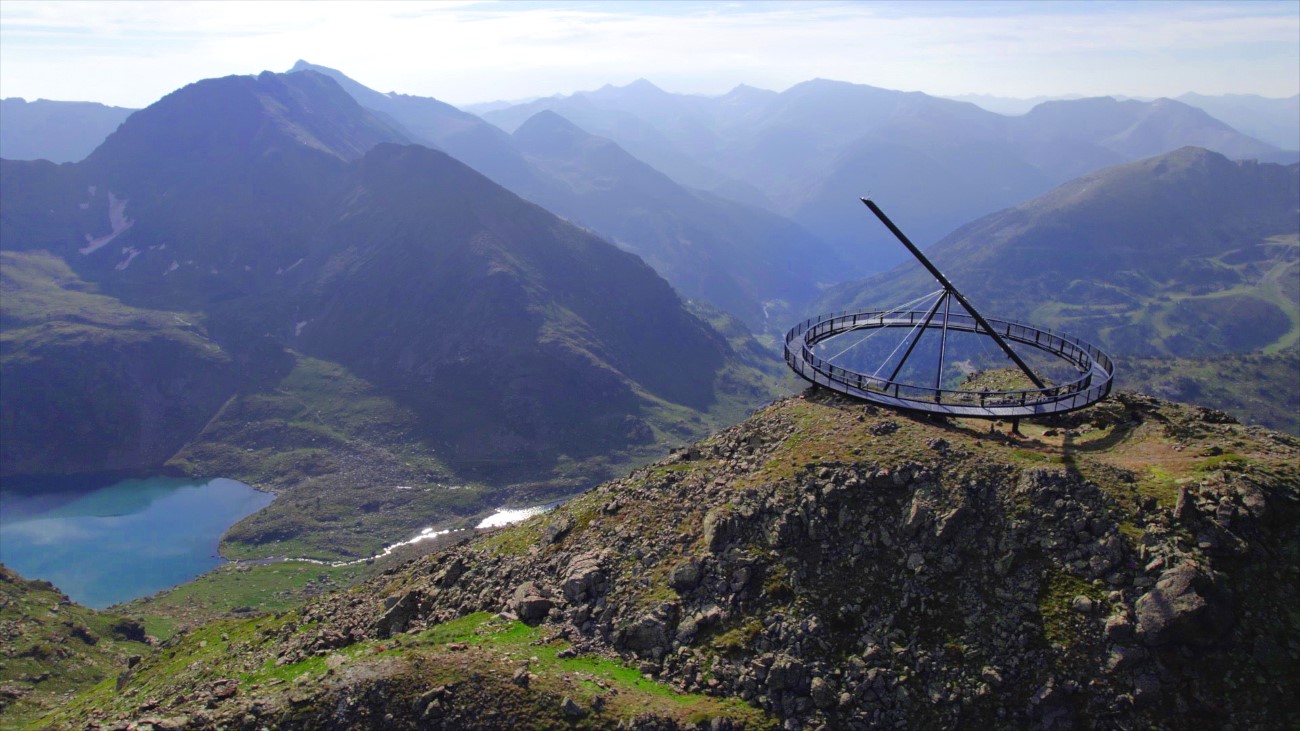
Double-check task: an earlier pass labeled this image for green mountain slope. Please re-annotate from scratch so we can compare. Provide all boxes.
[0,251,236,477]
[824,147,1300,359]
[0,564,153,728]
[1119,347,1300,435]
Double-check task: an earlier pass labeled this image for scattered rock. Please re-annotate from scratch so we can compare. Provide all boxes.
[512,667,530,688]
[374,590,422,637]
[562,552,606,603]
[560,696,585,720]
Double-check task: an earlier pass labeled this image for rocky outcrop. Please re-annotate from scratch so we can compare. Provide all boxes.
[66,391,1300,731]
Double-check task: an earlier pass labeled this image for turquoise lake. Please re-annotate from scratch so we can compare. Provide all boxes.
[0,477,273,609]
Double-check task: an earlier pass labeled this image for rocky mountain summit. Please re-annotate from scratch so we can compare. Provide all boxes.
[39,389,1299,730]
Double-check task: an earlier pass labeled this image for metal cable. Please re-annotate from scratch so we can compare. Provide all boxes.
[822,288,943,363]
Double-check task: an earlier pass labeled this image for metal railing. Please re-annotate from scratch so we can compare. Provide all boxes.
[784,309,1114,417]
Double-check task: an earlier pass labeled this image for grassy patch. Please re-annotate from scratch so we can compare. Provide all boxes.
[1010,448,1067,465]
[1038,570,1106,648]
[1137,465,1184,509]
[119,561,370,640]
[1196,453,1249,472]
[53,611,774,729]
[708,617,764,657]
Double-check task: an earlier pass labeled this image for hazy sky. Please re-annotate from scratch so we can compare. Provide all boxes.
[2,0,1297,108]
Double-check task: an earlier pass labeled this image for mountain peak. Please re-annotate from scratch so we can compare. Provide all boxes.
[512,109,587,143]
[625,77,662,91]
[587,78,669,101]
[86,70,407,170]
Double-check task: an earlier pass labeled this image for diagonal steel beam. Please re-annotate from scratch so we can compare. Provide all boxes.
[861,198,1045,389]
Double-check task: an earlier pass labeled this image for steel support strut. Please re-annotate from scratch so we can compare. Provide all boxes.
[887,291,948,383]
[935,291,952,397]
[861,198,1046,389]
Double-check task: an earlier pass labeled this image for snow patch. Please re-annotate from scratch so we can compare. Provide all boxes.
[476,503,558,529]
[276,258,305,275]
[79,192,134,255]
[294,320,309,337]
[114,247,141,271]
[79,202,89,210]
[273,526,468,568]
[164,261,179,275]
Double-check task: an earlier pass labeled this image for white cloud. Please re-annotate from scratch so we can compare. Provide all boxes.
[1,0,1296,107]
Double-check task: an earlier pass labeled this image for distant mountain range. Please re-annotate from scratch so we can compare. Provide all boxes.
[1174,93,1300,152]
[0,70,777,556]
[287,61,842,335]
[481,79,1293,273]
[480,78,1289,274]
[945,92,1300,150]
[4,72,1297,468]
[0,98,135,163]
[6,74,1295,333]
[823,146,1300,359]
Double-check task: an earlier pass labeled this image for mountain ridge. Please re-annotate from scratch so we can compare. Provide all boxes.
[0,97,136,163]
[823,146,1300,359]
[291,62,840,334]
[0,70,780,560]
[29,387,1300,730]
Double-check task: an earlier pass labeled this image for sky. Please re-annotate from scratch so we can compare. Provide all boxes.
[1,0,1297,109]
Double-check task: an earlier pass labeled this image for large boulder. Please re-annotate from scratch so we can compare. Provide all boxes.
[561,552,606,603]
[374,591,423,637]
[511,582,556,624]
[1135,562,1233,646]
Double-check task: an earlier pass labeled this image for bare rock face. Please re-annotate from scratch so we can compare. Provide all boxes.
[1135,562,1233,646]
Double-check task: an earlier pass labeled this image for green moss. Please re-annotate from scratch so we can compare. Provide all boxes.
[709,617,764,656]
[1039,570,1106,648]
[1010,448,1067,465]
[762,563,794,602]
[1197,453,1249,472]
[1118,522,1144,541]
[1137,465,1184,509]
[480,514,547,557]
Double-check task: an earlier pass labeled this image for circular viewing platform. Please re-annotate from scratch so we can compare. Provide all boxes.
[785,309,1115,418]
